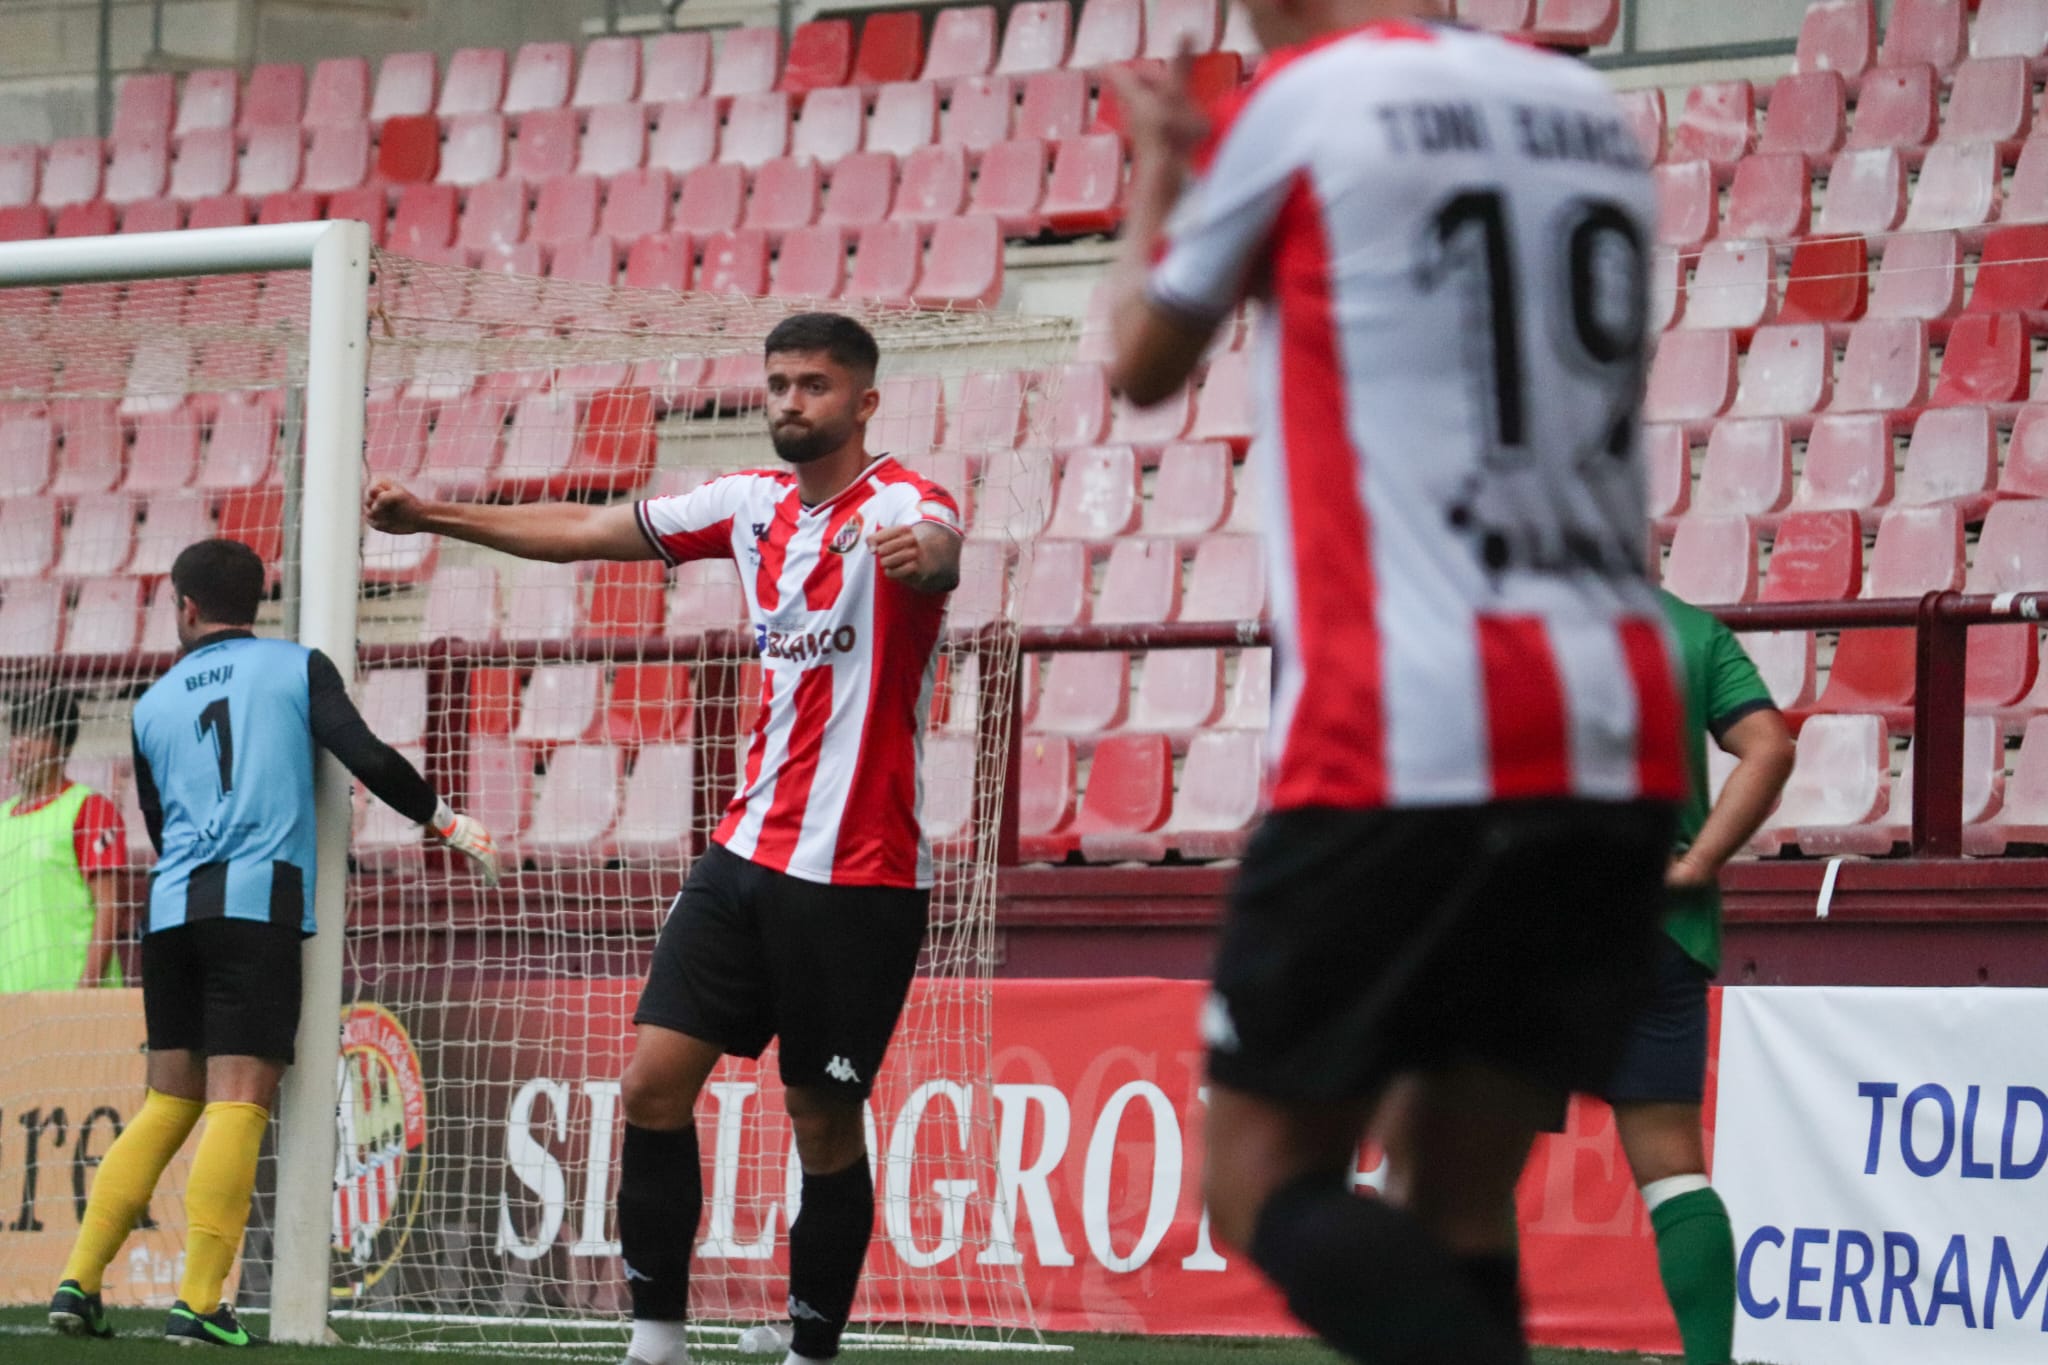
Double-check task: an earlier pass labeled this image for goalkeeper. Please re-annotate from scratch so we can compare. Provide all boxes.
[48,538,500,1348]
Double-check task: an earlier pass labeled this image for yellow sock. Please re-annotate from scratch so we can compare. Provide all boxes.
[62,1089,203,1294]
[178,1101,268,1316]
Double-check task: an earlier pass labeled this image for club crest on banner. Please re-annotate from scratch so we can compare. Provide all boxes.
[331,1001,429,1299]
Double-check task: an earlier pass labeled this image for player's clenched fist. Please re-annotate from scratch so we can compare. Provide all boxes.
[364,478,425,535]
[868,524,933,581]
[429,800,502,887]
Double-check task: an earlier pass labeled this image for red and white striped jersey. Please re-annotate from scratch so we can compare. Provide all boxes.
[637,457,962,888]
[1148,19,1683,810]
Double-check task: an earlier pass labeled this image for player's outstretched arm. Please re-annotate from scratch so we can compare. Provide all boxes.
[365,477,656,564]
[870,522,961,595]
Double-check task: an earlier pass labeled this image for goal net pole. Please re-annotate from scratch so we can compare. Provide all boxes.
[0,220,369,1346]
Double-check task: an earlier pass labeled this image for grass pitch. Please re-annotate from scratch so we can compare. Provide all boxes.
[0,1306,1676,1363]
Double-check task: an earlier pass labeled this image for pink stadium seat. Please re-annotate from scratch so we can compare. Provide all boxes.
[1903,142,2002,230]
[120,196,182,233]
[1963,500,2048,710]
[1797,0,1876,79]
[793,87,866,164]
[1815,147,1907,236]
[527,745,625,868]
[886,143,966,225]
[1222,646,1271,729]
[104,134,168,205]
[1695,418,1791,516]
[1817,505,1964,715]
[59,576,138,658]
[946,539,1008,631]
[440,47,508,117]
[574,38,641,110]
[1046,445,1140,541]
[514,664,604,747]
[1720,154,1811,241]
[1644,425,1689,526]
[0,498,58,578]
[1944,57,2032,148]
[419,394,507,500]
[0,581,63,658]
[1932,312,2031,406]
[1793,413,1894,517]
[530,173,600,247]
[322,185,387,244]
[376,113,440,183]
[866,375,943,457]
[1866,229,1963,321]
[974,446,1056,541]
[548,234,619,293]
[505,41,573,115]
[771,222,844,299]
[1999,404,2048,498]
[0,410,52,498]
[462,738,530,859]
[41,137,103,209]
[1131,647,1223,732]
[174,69,237,137]
[1651,247,1685,338]
[923,6,998,83]
[168,128,233,201]
[501,561,580,643]
[1111,383,1192,449]
[1038,651,1128,733]
[1073,734,1175,863]
[190,192,251,229]
[1653,160,1714,249]
[1019,69,1088,143]
[124,408,201,492]
[596,167,671,242]
[1975,0,2048,63]
[1042,134,1124,236]
[0,143,37,208]
[649,99,720,176]
[1181,535,1264,622]
[997,2,1071,75]
[112,72,173,141]
[1662,513,1757,605]
[664,560,746,633]
[47,400,123,496]
[1847,64,1938,152]
[372,51,437,123]
[1981,718,2048,851]
[676,162,746,235]
[1829,317,1928,413]
[945,75,1015,154]
[1095,537,1180,625]
[1896,405,1997,516]
[438,113,509,186]
[722,92,793,168]
[709,27,780,103]
[1644,328,1736,426]
[360,669,429,749]
[915,213,1004,308]
[868,81,938,158]
[1016,539,1091,627]
[1761,510,1863,601]
[1071,0,1144,67]
[236,125,303,198]
[1880,0,1967,71]
[497,391,588,501]
[364,396,429,481]
[821,151,896,227]
[1966,224,2048,316]
[1778,237,1869,326]
[0,204,46,240]
[241,63,304,130]
[512,108,580,181]
[577,103,648,177]
[700,227,774,296]
[456,177,529,256]
[1745,629,1818,710]
[745,156,821,238]
[306,57,369,128]
[853,11,925,88]
[1149,0,1219,56]
[955,369,1028,452]
[197,392,278,491]
[645,32,712,105]
[1671,81,1755,173]
[1616,88,1665,164]
[972,138,1047,237]
[1760,71,1847,164]
[1772,715,1891,853]
[611,743,695,865]
[129,495,214,579]
[1164,730,1261,861]
[1017,735,1078,861]
[1685,239,1776,330]
[302,121,369,194]
[783,19,854,94]
[1046,361,1111,448]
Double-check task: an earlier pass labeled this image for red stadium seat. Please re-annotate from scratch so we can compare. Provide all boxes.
[1653,160,1714,250]
[1686,239,1776,331]
[1817,505,1964,716]
[1829,317,1928,414]
[575,38,642,109]
[649,99,720,175]
[1879,0,1966,71]
[1644,328,1736,427]
[63,577,141,657]
[376,114,440,184]
[1181,534,1264,622]
[783,18,853,94]
[303,122,370,194]
[1695,418,1791,516]
[794,87,866,164]
[0,580,64,658]
[676,162,746,236]
[1095,536,1180,625]
[241,63,304,130]
[845,219,922,304]
[456,177,529,257]
[1759,71,1847,165]
[1966,224,2048,316]
[547,235,618,291]
[582,560,667,641]
[1772,715,1891,854]
[915,213,1003,308]
[1867,229,1962,321]
[1761,510,1863,602]
[512,108,580,181]
[1903,142,2002,230]
[237,125,304,198]
[1847,64,1938,152]
[0,497,58,578]
[1073,733,1176,862]
[440,46,508,117]
[645,32,713,104]
[1662,513,1757,605]
[923,6,998,84]
[1042,134,1124,236]
[1671,81,1755,173]
[215,487,284,581]
[1071,0,1144,68]
[41,137,103,208]
[112,72,173,141]
[970,138,1046,237]
[104,134,168,205]
[1019,69,1088,143]
[1896,405,1997,517]
[1796,0,1875,80]
[1932,312,2031,406]
[372,51,438,123]
[1815,147,1907,236]
[1791,412,1895,518]
[944,75,1015,155]
[322,185,387,244]
[998,2,1072,75]
[1720,154,1811,241]
[854,11,925,87]
[438,113,508,186]
[505,41,573,114]
[745,156,820,238]
[580,103,650,177]
[820,151,896,227]
[605,662,691,748]
[306,57,370,128]
[0,204,47,240]
[713,27,783,101]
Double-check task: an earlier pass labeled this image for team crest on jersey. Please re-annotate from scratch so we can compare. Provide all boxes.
[828,513,864,555]
[330,1002,428,1301]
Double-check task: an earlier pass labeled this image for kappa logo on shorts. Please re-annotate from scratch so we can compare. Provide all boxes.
[825,1055,859,1084]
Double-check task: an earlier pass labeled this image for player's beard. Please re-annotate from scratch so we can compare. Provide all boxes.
[770,415,850,465]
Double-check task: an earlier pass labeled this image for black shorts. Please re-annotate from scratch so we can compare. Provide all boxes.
[634,843,929,1100]
[142,919,305,1064]
[1206,800,1675,1105]
[1595,933,1712,1106]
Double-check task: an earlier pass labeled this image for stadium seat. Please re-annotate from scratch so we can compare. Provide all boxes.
[197,393,278,490]
[1671,81,1755,173]
[581,560,667,641]
[889,142,967,226]
[1761,509,1863,601]
[610,743,696,865]
[1829,317,1928,414]
[496,390,585,501]
[645,32,714,104]
[1962,499,2048,711]
[0,143,37,208]
[745,156,821,238]
[1999,404,2048,498]
[500,561,580,643]
[1096,537,1180,625]
[820,151,896,228]
[970,138,1047,237]
[1815,147,1907,236]
[1016,734,1078,861]
[514,664,604,748]
[455,177,529,257]
[1149,0,1219,55]
[438,113,509,186]
[123,408,200,492]
[1903,142,2002,231]
[783,18,854,94]
[129,495,215,579]
[1847,63,1939,153]
[1880,0,1966,71]
[696,227,770,295]
[375,113,439,183]
[111,72,173,142]
[1163,730,1261,860]
[440,46,508,117]
[0,204,47,240]
[583,107,651,178]
[1980,717,2048,851]
[1814,506,1965,719]
[215,487,284,581]
[1111,382,1193,450]
[1045,445,1140,542]
[666,560,748,633]
[360,668,429,750]
[649,99,720,175]
[852,11,924,87]
[1071,0,1144,67]
[187,193,251,230]
[1181,534,1263,622]
[119,196,182,233]
[138,575,180,655]
[1616,88,1665,164]
[574,37,642,109]
[1037,651,1129,733]
[512,108,580,181]
[1653,160,1715,249]
[240,63,304,130]
[604,662,691,749]
[997,2,1071,75]
[1759,71,1847,165]
[1791,413,1892,519]
[44,400,122,497]
[1046,362,1111,448]
[1932,312,2031,406]
[1222,646,1272,729]
[1144,441,1233,538]
[946,538,1008,631]
[845,219,922,303]
[364,396,430,481]
[676,162,746,236]
[923,6,998,84]
[0,580,63,658]
[321,184,387,244]
[770,223,848,299]
[1651,250,1682,334]
[915,213,1004,308]
[353,740,430,869]
[1966,224,2048,317]
[39,137,102,209]
[1042,134,1125,236]
[0,498,58,578]
[1662,513,1757,605]
[1866,228,1962,321]
[1686,239,1776,331]
[866,375,944,458]
[1019,69,1088,143]
[1778,714,1897,854]
[526,744,626,868]
[167,128,234,201]
[792,87,866,164]
[713,27,783,101]
[1973,0,2048,63]
[1895,405,1997,517]
[529,173,600,247]
[104,134,168,205]
[0,409,52,499]
[504,41,573,115]
[1720,154,1811,241]
[1944,57,2032,149]
[306,57,370,128]
[462,736,531,858]
[1014,538,1089,628]
[1129,646,1223,734]
[1644,425,1689,526]
[1644,328,1737,426]
[950,369,1027,454]
[372,51,438,123]
[59,576,135,658]
[233,125,302,199]
[1071,733,1175,862]
[721,91,792,168]
[419,393,507,499]
[944,75,1015,155]
[1796,0,1875,79]
[299,122,368,195]
[1695,418,1791,516]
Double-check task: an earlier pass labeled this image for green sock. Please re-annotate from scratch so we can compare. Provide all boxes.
[1651,1185,1736,1365]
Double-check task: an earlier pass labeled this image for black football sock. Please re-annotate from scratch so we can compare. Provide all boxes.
[618,1123,703,1323]
[1454,1251,1525,1344]
[787,1159,875,1361]
[1248,1173,1528,1365]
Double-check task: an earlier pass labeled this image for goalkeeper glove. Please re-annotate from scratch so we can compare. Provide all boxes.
[430,800,502,887]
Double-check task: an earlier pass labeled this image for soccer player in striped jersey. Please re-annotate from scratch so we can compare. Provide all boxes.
[1106,5,1682,1361]
[365,312,962,1365]
[49,538,500,1348]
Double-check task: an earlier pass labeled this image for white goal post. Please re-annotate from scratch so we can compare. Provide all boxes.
[0,220,372,1345]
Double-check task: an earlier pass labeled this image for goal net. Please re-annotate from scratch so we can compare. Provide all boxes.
[0,237,1071,1351]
